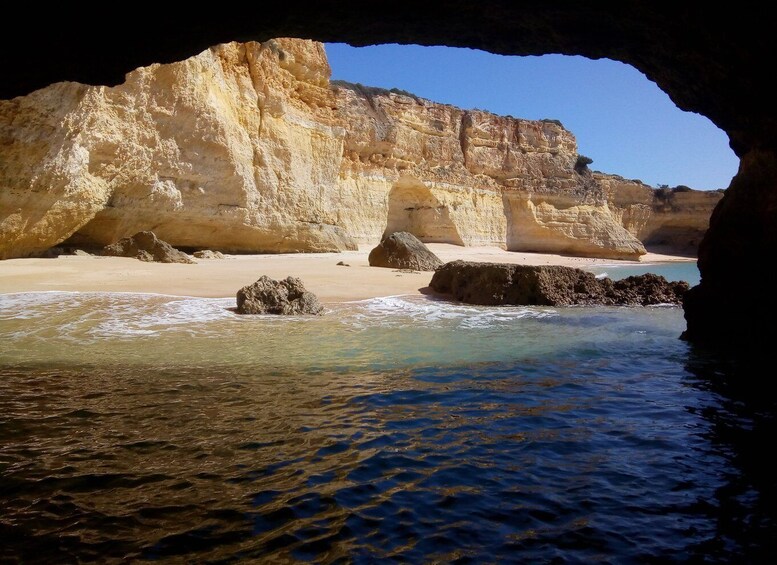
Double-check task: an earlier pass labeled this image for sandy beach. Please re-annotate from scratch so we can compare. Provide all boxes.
[0,244,695,303]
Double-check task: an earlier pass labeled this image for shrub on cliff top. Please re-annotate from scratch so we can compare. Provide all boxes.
[574,155,593,172]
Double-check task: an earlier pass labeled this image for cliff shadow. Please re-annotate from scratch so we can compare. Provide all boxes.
[383,177,464,245]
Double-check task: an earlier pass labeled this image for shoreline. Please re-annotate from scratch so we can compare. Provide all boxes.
[0,244,696,303]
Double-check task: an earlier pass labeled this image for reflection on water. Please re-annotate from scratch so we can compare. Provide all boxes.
[681,351,777,560]
[1,293,774,561]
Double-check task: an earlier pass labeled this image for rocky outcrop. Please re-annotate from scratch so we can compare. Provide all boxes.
[430,260,689,306]
[368,231,443,271]
[642,188,725,254]
[1,38,714,262]
[0,40,357,259]
[102,231,194,263]
[236,275,323,315]
[602,177,724,255]
[193,250,225,259]
[336,82,648,259]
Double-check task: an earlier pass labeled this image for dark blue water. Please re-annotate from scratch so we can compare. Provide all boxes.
[1,293,775,562]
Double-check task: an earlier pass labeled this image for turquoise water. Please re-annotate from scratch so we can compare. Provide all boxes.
[587,260,700,286]
[1,291,774,562]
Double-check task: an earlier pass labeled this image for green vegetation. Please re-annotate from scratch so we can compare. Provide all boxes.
[330,80,422,103]
[655,184,699,202]
[654,186,672,201]
[574,155,593,172]
[389,87,417,98]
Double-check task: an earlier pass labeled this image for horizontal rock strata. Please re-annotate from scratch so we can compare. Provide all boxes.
[0,38,720,261]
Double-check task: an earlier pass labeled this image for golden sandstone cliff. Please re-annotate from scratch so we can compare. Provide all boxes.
[0,38,722,260]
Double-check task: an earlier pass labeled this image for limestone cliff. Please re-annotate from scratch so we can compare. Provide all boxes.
[335,82,647,259]
[1,39,354,258]
[601,176,724,255]
[0,38,717,260]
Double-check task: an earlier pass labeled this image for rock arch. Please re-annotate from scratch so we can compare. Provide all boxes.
[384,177,464,245]
[2,4,773,349]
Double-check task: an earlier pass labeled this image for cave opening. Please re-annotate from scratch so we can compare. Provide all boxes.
[384,177,464,245]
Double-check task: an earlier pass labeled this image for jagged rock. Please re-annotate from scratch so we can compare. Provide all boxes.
[336,261,350,266]
[193,250,224,259]
[430,260,688,306]
[103,231,194,264]
[236,275,323,315]
[368,232,443,271]
[136,250,154,262]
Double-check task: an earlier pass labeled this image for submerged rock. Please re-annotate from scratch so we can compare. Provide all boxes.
[103,231,194,264]
[236,276,323,315]
[430,260,688,306]
[368,232,443,271]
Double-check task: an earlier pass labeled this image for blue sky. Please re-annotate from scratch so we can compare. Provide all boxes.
[325,43,738,191]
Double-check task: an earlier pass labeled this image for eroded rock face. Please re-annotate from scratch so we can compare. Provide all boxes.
[1,40,357,258]
[682,149,777,347]
[236,275,323,315]
[430,260,688,306]
[602,177,725,256]
[102,231,194,263]
[1,39,712,262]
[336,83,648,259]
[368,231,443,271]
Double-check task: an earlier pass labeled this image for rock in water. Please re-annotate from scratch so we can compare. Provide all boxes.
[368,232,443,271]
[236,276,324,315]
[430,260,688,306]
[103,231,194,264]
[605,273,690,306]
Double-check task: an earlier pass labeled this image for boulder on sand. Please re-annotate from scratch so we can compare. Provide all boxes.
[103,231,194,264]
[236,275,324,315]
[368,232,443,271]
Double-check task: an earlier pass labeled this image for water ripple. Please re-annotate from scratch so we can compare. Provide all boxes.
[1,292,774,561]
